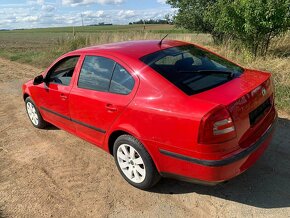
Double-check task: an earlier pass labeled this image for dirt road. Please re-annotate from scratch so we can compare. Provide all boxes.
[0,57,290,218]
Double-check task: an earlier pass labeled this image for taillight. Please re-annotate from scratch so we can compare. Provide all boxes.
[198,105,237,144]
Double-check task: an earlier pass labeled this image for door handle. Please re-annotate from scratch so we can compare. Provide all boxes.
[60,93,68,100]
[106,104,117,112]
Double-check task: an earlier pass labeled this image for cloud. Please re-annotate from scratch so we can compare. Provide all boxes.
[37,0,45,4]
[27,0,45,5]
[62,0,124,6]
[117,10,135,19]
[41,5,56,12]
[21,16,39,22]
[82,10,105,18]
[157,0,167,4]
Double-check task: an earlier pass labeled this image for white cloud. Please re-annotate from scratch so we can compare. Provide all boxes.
[82,10,105,18]
[117,10,135,19]
[21,16,39,22]
[62,0,124,6]
[41,5,56,12]
[0,19,14,26]
[37,0,45,4]
[157,0,167,4]
[27,0,45,5]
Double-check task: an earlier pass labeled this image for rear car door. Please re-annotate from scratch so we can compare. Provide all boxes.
[32,55,80,131]
[69,55,138,147]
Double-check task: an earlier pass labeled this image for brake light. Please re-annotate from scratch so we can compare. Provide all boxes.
[198,106,236,144]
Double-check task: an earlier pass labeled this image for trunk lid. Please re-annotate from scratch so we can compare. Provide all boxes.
[194,69,274,145]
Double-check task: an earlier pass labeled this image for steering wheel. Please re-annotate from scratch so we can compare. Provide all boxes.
[53,77,63,84]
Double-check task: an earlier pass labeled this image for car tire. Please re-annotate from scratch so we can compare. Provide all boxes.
[25,97,47,129]
[113,134,161,190]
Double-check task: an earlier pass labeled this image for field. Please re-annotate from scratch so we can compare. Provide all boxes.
[0,24,290,217]
[0,24,289,113]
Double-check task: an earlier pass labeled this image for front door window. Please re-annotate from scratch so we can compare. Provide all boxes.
[47,56,79,86]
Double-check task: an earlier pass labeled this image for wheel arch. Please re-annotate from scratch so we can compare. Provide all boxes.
[106,127,161,172]
[23,93,30,101]
[107,130,130,155]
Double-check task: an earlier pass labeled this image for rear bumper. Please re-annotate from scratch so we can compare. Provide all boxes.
[157,117,277,184]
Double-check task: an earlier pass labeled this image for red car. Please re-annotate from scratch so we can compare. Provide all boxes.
[22,40,277,189]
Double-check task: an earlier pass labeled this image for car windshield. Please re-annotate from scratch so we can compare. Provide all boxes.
[140,45,244,95]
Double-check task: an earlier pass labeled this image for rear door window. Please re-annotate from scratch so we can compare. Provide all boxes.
[78,56,115,92]
[109,64,135,95]
[78,56,135,94]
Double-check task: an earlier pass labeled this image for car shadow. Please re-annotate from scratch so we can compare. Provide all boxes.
[0,207,5,218]
[150,117,290,209]
[45,124,60,130]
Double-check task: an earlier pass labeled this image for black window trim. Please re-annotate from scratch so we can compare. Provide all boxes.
[77,55,135,95]
[108,62,117,92]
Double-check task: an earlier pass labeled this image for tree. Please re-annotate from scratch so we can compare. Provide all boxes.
[167,0,225,43]
[167,0,290,56]
[215,0,290,56]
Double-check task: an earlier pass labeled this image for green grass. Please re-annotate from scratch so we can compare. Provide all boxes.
[275,84,290,111]
[0,24,289,113]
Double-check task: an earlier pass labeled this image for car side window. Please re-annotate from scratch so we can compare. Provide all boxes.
[48,56,79,86]
[78,56,115,92]
[109,64,135,95]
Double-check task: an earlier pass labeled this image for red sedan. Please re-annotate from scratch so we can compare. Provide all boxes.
[22,40,277,189]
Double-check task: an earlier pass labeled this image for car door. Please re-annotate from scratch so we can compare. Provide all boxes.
[32,55,81,132]
[69,55,138,147]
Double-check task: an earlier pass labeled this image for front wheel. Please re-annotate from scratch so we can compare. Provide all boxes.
[25,97,47,129]
[113,135,161,190]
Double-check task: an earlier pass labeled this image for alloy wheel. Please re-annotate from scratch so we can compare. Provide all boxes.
[116,144,146,183]
[26,102,39,126]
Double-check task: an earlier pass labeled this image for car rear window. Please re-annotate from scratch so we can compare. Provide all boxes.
[140,45,244,95]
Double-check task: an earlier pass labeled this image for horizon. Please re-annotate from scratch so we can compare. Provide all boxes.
[0,0,176,29]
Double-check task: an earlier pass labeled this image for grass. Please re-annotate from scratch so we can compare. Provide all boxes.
[0,24,289,113]
[211,34,290,113]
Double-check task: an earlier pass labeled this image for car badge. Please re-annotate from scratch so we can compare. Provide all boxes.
[262,88,267,96]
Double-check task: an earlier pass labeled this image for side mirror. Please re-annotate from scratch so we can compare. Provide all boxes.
[33,75,44,85]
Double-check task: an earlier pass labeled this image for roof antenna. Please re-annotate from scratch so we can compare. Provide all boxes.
[159,34,169,47]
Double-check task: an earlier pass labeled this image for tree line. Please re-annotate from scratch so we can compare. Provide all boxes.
[129,19,171,25]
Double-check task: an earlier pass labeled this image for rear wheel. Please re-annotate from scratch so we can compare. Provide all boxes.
[113,135,161,189]
[25,97,47,129]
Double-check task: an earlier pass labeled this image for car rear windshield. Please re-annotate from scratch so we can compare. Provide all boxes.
[140,45,244,95]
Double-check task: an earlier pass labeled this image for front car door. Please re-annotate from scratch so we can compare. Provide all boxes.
[69,55,138,147]
[31,55,81,132]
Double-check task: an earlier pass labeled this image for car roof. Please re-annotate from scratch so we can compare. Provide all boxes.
[72,40,188,59]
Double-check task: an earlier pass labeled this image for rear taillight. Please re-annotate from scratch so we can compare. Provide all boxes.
[198,106,237,144]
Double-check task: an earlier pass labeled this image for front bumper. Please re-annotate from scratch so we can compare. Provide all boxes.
[157,117,277,184]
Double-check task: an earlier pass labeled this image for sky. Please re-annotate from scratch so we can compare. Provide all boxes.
[0,0,175,29]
